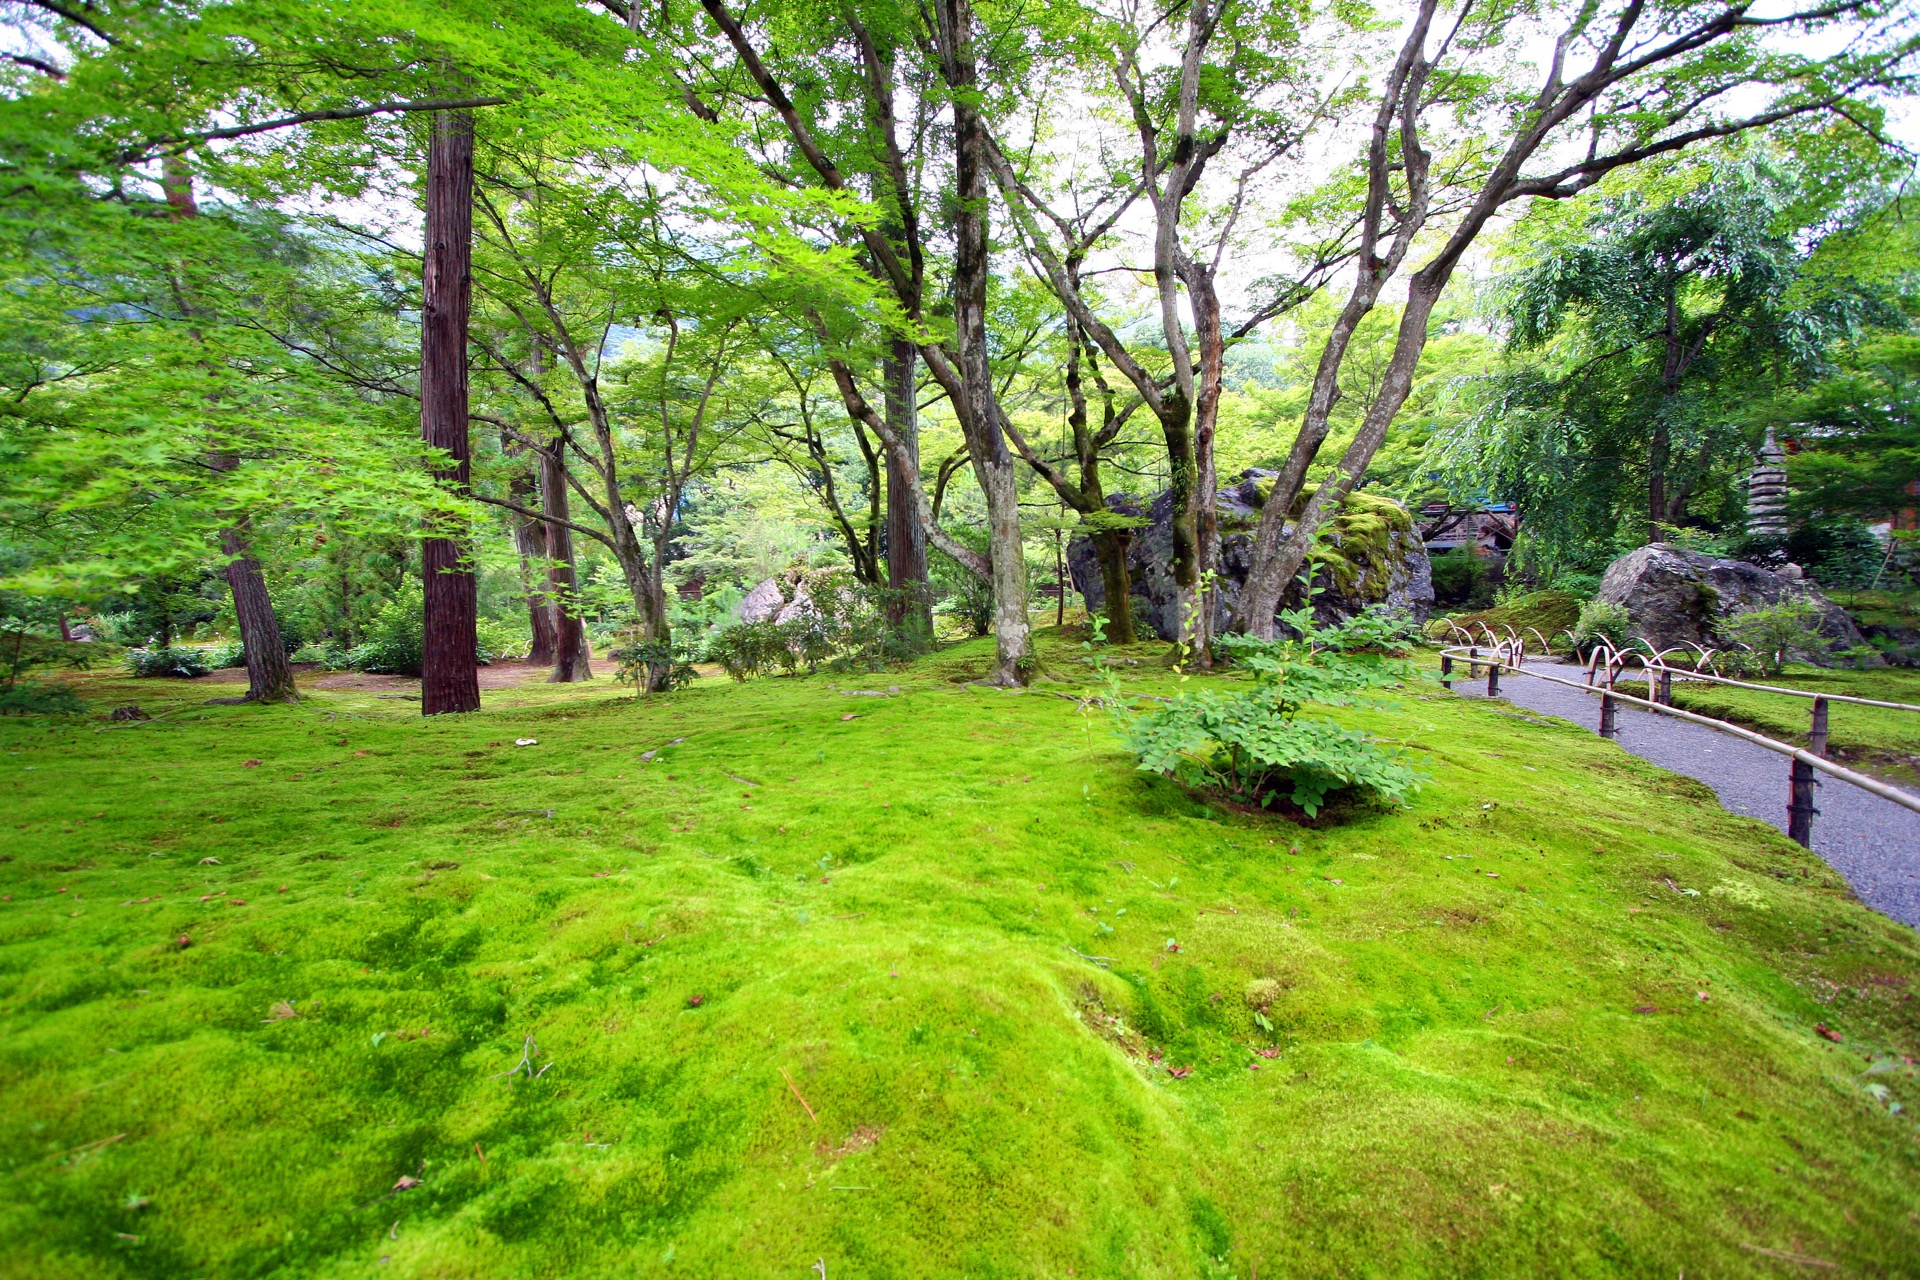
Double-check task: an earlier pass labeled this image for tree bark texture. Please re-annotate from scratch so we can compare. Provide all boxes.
[1185,262,1226,664]
[936,0,1030,684]
[161,158,299,702]
[541,444,591,681]
[419,109,481,715]
[220,522,298,703]
[510,468,558,666]
[883,339,931,633]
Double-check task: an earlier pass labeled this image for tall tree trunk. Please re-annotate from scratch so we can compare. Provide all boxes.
[161,157,297,703]
[937,0,1030,685]
[220,522,298,703]
[1092,528,1136,644]
[883,339,931,634]
[419,109,480,715]
[542,444,591,681]
[511,468,558,665]
[1648,416,1672,542]
[1186,262,1226,665]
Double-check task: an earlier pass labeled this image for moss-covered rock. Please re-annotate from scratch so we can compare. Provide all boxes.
[1068,470,1433,640]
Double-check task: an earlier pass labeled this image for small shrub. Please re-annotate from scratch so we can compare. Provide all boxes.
[1124,624,1427,818]
[345,586,423,675]
[125,646,211,679]
[706,621,786,681]
[1569,599,1632,656]
[610,635,699,692]
[475,619,528,664]
[205,640,246,669]
[1719,598,1826,675]
[1548,571,1601,598]
[704,578,926,680]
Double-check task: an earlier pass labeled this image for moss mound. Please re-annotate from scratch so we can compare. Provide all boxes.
[1,636,1917,1276]
[1434,589,1584,643]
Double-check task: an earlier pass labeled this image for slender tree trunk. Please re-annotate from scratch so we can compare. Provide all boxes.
[642,521,675,692]
[160,157,298,703]
[1054,525,1065,627]
[220,522,298,703]
[883,339,931,634]
[511,469,558,665]
[936,0,1029,685]
[1187,263,1226,665]
[1648,417,1671,542]
[542,444,591,681]
[203,449,298,702]
[1093,529,1136,644]
[419,109,481,715]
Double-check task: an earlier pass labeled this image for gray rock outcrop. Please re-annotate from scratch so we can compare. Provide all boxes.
[1596,543,1866,660]
[1068,471,1433,642]
[736,578,786,623]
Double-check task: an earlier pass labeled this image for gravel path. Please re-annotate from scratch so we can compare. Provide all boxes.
[1451,660,1920,930]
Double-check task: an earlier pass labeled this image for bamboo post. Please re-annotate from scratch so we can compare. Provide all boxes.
[1440,654,1453,689]
[1486,655,1500,697]
[1467,646,1479,679]
[1599,672,1618,740]
[1657,669,1671,706]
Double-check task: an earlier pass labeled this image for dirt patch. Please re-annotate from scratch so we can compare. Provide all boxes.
[304,660,574,693]
[816,1124,884,1161]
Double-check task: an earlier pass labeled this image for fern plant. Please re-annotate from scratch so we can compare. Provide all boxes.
[1123,611,1427,817]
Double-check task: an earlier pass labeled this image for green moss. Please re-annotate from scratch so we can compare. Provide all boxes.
[1829,587,1920,632]
[0,639,1916,1276]
[1229,481,1415,600]
[1438,591,1585,642]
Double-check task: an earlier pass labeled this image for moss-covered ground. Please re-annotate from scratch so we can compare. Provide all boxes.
[1664,665,1920,789]
[3,630,1919,1278]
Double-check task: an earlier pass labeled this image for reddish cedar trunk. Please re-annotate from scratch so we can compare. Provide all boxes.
[541,446,591,682]
[883,339,930,633]
[419,110,480,715]
[221,524,298,703]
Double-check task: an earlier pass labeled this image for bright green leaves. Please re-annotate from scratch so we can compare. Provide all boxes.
[1122,613,1427,816]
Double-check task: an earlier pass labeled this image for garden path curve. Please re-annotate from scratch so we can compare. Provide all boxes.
[1453,661,1920,930]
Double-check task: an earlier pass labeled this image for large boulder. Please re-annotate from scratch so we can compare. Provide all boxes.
[736,577,786,623]
[1067,470,1433,642]
[1596,544,1866,660]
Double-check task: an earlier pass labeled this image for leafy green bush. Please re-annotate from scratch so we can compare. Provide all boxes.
[344,586,423,675]
[609,636,699,692]
[475,618,529,664]
[706,620,786,681]
[124,646,212,678]
[704,578,927,680]
[1548,572,1601,598]
[1123,622,1426,818]
[205,640,246,669]
[0,626,88,713]
[1570,599,1632,655]
[1719,598,1826,675]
